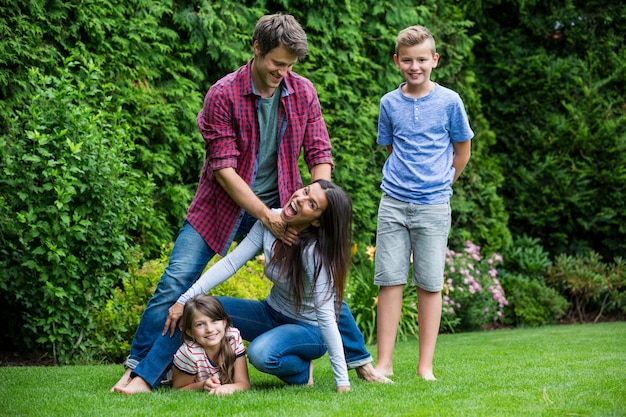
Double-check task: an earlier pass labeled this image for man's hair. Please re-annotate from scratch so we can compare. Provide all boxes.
[252,13,308,59]
[395,25,436,55]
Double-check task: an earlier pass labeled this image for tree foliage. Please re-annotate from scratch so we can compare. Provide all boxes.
[0,60,154,362]
[467,0,626,260]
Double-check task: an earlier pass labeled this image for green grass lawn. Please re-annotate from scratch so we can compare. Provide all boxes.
[1,322,624,417]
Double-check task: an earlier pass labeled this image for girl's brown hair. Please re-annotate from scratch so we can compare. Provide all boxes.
[181,295,237,384]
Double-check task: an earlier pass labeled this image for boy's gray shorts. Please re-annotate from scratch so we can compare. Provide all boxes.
[374,193,450,292]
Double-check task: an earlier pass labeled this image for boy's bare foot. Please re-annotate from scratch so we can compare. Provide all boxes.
[374,364,394,377]
[110,368,132,392]
[355,363,394,383]
[113,376,152,394]
[417,366,437,381]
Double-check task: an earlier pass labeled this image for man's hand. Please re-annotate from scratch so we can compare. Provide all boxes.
[163,302,184,337]
[264,210,298,246]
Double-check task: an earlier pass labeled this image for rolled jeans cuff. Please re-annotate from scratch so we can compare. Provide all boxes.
[124,357,139,370]
[347,356,372,370]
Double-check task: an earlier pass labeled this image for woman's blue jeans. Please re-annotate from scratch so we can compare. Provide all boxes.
[124,219,372,388]
[216,297,372,385]
[217,298,325,385]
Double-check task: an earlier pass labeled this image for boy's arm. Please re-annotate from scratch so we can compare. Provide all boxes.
[451,140,472,185]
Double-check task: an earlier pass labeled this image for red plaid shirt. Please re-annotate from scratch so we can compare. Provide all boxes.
[187,60,334,255]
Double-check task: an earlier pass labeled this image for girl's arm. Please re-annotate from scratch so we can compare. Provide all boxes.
[171,367,205,391]
[205,355,251,395]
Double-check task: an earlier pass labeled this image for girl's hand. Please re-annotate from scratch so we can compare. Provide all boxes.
[337,385,350,393]
[209,384,237,395]
[163,302,184,337]
[204,376,224,394]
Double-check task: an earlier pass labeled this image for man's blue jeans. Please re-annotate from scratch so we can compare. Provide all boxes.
[124,219,372,388]
[125,220,219,388]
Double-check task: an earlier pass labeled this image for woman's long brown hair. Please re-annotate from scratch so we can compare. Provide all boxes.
[180,295,237,384]
[269,179,353,316]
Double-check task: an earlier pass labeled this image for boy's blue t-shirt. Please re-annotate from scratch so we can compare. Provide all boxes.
[377,82,474,204]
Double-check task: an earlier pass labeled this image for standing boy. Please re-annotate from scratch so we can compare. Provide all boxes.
[374,25,473,380]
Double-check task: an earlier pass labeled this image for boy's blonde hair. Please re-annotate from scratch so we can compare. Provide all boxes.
[395,25,436,55]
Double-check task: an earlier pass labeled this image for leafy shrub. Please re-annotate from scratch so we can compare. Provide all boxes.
[207,245,272,300]
[441,241,508,332]
[346,245,418,344]
[546,251,626,323]
[91,246,170,363]
[500,235,553,280]
[91,242,271,362]
[606,258,626,317]
[496,235,567,327]
[502,274,569,327]
[470,0,626,261]
[0,60,154,363]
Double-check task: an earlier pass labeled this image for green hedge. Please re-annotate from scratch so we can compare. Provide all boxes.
[9,0,625,362]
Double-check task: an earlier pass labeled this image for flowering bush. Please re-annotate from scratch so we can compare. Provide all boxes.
[442,241,508,332]
[346,244,418,344]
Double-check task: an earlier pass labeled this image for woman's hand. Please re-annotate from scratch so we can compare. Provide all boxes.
[163,302,184,337]
[336,385,350,393]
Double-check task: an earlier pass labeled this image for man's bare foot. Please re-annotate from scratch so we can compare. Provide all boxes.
[307,361,314,386]
[113,376,152,394]
[355,363,393,383]
[110,368,132,392]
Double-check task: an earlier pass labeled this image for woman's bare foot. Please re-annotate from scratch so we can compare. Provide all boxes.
[113,376,152,394]
[307,361,314,386]
[110,368,132,392]
[355,363,394,383]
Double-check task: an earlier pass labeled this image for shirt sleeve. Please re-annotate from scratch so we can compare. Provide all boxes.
[376,95,393,147]
[177,220,265,304]
[227,328,246,358]
[449,95,474,143]
[172,342,198,375]
[199,84,240,171]
[305,248,350,388]
[300,83,334,171]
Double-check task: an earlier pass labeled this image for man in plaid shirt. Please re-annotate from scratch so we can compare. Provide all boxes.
[112,13,391,395]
